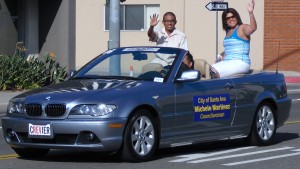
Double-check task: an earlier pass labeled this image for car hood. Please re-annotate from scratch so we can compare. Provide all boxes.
[15,79,163,103]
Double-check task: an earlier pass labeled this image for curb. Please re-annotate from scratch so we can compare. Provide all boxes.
[0,103,7,116]
[285,77,300,84]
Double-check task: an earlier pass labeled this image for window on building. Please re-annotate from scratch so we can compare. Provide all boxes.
[105,4,160,31]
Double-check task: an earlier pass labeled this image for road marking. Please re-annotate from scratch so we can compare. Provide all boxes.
[223,151,300,166]
[292,99,300,102]
[169,146,256,162]
[188,147,294,163]
[285,120,300,124]
[0,154,18,160]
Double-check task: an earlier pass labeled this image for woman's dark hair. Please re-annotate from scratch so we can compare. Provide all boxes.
[178,51,194,74]
[186,51,194,70]
[222,8,243,31]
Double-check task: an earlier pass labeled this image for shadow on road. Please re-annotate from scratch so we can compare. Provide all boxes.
[274,132,299,144]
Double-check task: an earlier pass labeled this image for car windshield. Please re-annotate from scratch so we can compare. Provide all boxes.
[73,47,183,81]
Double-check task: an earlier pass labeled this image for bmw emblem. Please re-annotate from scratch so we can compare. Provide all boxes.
[45,96,51,101]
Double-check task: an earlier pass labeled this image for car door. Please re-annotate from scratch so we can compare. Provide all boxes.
[173,78,237,143]
[228,75,263,130]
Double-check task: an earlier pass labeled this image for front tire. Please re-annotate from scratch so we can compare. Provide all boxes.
[120,109,158,162]
[13,147,50,158]
[248,102,277,146]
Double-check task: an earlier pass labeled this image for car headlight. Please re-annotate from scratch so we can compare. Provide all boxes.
[8,98,25,114]
[70,104,117,116]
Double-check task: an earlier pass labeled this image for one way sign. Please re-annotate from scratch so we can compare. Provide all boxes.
[205,2,228,11]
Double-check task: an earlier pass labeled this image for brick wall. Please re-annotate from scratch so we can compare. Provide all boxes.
[264,0,300,71]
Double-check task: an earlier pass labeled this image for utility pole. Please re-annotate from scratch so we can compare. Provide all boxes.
[108,0,121,75]
[108,0,120,50]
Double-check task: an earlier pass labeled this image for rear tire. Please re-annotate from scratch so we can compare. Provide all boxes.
[248,102,277,146]
[13,147,49,158]
[120,109,158,162]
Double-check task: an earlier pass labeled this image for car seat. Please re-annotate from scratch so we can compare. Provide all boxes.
[193,59,211,79]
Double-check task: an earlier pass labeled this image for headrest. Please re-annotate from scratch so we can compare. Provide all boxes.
[194,59,208,76]
[142,63,164,73]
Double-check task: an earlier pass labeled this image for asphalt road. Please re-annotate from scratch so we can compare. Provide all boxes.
[0,84,299,169]
[0,124,299,169]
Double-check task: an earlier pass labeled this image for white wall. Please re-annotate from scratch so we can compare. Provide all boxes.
[185,0,264,69]
[75,0,264,70]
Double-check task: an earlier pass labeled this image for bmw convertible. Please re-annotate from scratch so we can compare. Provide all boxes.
[2,47,291,162]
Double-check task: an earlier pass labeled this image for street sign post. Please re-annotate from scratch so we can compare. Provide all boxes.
[205,1,228,62]
[206,2,228,11]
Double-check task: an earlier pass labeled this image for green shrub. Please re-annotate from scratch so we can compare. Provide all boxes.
[0,53,68,91]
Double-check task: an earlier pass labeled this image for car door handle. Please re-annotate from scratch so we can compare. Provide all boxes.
[224,83,234,89]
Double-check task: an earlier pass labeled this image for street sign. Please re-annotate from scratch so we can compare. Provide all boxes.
[205,2,228,11]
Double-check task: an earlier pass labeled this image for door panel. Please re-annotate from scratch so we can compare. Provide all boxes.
[173,78,237,142]
[229,76,262,129]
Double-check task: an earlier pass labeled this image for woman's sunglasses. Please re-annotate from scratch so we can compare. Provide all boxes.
[226,15,236,21]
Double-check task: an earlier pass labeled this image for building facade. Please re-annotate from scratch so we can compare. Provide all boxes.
[264,0,300,71]
[0,0,299,72]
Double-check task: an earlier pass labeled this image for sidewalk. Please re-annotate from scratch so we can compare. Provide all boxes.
[1,71,300,116]
[281,71,300,84]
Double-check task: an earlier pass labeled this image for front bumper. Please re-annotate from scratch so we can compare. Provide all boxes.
[1,116,127,152]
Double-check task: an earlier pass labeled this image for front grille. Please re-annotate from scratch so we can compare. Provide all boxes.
[45,104,66,117]
[25,104,42,116]
[25,104,66,117]
[17,132,77,144]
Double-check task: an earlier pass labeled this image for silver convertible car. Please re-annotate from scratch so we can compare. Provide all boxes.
[2,47,291,162]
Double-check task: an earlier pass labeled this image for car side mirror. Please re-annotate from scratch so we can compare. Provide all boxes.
[69,70,77,78]
[175,70,201,82]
